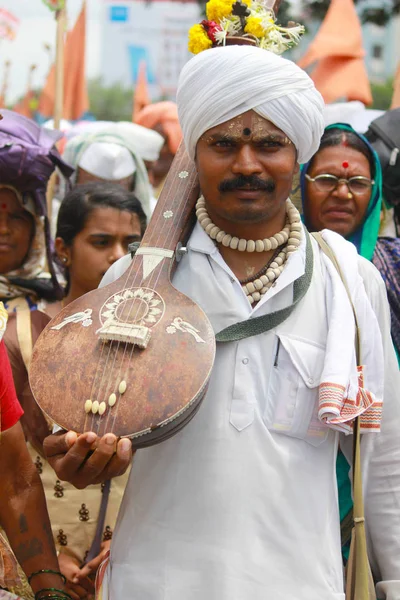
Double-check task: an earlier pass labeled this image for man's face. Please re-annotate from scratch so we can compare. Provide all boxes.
[195,110,298,229]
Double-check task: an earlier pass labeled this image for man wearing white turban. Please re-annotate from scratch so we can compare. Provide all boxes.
[43,46,400,600]
[177,45,324,165]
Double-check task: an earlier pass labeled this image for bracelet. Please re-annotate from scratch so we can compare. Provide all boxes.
[35,597,68,600]
[34,589,72,600]
[28,570,67,585]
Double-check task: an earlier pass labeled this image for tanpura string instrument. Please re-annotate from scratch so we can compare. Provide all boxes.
[30,0,285,448]
[30,145,216,448]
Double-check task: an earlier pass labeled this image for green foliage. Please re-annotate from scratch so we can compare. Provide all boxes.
[300,0,400,25]
[88,77,133,122]
[276,1,296,25]
[371,79,394,110]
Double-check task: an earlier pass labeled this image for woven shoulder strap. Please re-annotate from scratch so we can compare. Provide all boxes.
[312,232,375,600]
[215,229,314,343]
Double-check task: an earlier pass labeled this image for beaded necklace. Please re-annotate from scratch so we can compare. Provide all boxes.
[196,196,302,304]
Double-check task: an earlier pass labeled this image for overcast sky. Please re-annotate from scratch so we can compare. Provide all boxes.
[1,0,101,103]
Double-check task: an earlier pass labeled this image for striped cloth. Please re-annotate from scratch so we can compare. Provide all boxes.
[372,237,400,360]
[316,230,384,434]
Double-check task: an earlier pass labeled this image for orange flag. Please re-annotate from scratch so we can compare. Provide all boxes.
[38,1,89,120]
[13,64,37,118]
[297,0,372,105]
[391,63,400,109]
[12,92,35,118]
[132,61,150,122]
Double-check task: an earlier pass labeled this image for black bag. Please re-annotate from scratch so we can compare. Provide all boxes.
[365,108,400,207]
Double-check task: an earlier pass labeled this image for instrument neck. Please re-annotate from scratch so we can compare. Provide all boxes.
[140,145,199,253]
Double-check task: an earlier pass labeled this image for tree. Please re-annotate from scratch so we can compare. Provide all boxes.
[300,0,400,26]
[87,78,134,122]
[371,78,395,110]
[276,1,295,24]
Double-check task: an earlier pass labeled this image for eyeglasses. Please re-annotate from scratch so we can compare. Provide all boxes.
[305,173,374,195]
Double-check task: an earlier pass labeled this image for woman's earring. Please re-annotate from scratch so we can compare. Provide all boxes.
[62,257,68,264]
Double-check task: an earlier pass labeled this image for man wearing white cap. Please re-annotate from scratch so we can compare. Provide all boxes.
[78,141,137,187]
[45,29,400,600]
[62,129,155,218]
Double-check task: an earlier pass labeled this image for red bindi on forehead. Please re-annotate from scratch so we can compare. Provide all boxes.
[1,203,7,210]
[342,161,349,169]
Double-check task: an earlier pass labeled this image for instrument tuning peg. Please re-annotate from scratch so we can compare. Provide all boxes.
[175,243,188,262]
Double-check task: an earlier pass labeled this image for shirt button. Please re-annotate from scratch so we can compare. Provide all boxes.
[242,358,249,365]
[308,377,314,385]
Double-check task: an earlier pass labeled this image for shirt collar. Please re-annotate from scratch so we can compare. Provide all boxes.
[187,220,308,312]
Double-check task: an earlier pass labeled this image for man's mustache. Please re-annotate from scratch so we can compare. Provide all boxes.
[218,175,276,193]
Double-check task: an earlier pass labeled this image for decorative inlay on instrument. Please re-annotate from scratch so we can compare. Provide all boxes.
[29,146,216,448]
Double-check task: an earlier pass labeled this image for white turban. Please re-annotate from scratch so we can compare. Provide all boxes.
[177,45,325,164]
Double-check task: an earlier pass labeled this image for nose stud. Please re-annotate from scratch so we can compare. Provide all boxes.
[348,192,353,199]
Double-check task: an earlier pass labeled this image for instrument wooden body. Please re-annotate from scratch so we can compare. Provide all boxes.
[29,147,216,448]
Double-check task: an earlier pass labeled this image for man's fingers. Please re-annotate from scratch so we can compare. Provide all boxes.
[103,438,132,478]
[45,432,100,483]
[43,431,133,487]
[71,434,118,486]
[86,438,133,484]
[43,430,78,458]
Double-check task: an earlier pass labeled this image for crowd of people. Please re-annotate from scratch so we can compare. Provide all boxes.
[0,20,400,600]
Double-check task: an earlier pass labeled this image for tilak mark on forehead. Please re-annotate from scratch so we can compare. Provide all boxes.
[201,113,292,145]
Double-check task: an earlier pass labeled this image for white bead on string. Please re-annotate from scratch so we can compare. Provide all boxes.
[196,197,302,304]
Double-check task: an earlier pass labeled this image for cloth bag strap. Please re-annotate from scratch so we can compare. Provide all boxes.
[83,479,111,566]
[215,228,314,343]
[312,232,375,600]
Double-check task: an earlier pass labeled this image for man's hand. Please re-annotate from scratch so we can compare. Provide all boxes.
[43,431,133,488]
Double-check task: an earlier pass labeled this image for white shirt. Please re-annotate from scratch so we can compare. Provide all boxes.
[100,223,400,600]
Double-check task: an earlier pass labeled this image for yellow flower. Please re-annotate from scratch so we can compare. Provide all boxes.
[244,16,265,38]
[206,0,250,23]
[188,24,213,54]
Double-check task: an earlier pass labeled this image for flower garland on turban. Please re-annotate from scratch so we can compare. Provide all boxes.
[188,0,304,55]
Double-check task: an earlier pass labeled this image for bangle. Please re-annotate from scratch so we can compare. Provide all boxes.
[35,597,67,600]
[34,589,72,600]
[28,570,67,585]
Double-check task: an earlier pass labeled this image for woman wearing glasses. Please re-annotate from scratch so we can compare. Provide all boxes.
[301,123,399,360]
[301,123,400,566]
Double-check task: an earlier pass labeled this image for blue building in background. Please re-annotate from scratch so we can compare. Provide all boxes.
[362,15,399,82]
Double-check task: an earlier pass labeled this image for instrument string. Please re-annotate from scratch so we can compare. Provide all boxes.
[108,155,195,433]
[89,152,189,433]
[108,154,197,434]
[92,150,198,435]
[84,338,107,432]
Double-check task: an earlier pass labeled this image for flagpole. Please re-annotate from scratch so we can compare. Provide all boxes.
[54,3,67,130]
[47,2,67,221]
